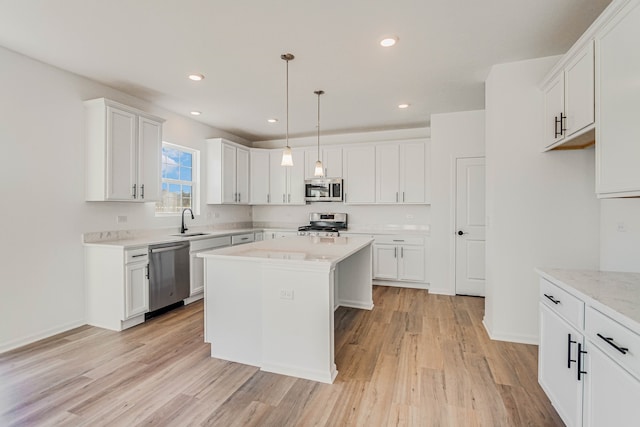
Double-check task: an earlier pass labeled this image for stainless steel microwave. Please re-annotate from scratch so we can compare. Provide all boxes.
[305,178,343,202]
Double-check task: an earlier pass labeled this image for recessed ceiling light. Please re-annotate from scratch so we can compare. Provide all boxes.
[190,111,201,116]
[380,37,398,47]
[398,103,410,109]
[267,118,278,123]
[188,73,204,81]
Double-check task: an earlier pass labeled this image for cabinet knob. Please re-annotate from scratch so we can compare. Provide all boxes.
[457,230,467,236]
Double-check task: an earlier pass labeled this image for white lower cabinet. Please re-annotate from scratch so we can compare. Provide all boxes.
[263,230,298,240]
[86,245,150,331]
[189,236,231,296]
[373,235,425,283]
[583,342,640,426]
[539,303,584,427]
[125,258,149,319]
[538,274,640,427]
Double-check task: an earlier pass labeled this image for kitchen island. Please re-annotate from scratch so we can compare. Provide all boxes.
[198,235,374,383]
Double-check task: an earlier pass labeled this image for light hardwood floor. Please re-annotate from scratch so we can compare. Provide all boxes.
[0,286,562,426]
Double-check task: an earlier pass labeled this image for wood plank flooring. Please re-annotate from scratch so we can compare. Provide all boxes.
[0,286,563,426]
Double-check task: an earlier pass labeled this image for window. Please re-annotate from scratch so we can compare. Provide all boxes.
[156,142,199,214]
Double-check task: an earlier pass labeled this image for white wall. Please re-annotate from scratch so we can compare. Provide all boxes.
[484,56,600,344]
[600,199,640,272]
[0,46,250,352]
[429,110,486,295]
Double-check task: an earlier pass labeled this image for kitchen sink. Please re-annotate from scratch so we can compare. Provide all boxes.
[171,232,208,237]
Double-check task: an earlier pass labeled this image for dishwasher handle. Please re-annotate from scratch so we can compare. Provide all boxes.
[149,242,190,254]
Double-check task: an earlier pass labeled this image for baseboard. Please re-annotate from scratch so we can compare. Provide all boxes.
[184,293,203,305]
[261,361,337,384]
[372,280,428,290]
[337,299,374,310]
[0,319,86,354]
[427,287,455,296]
[482,317,539,345]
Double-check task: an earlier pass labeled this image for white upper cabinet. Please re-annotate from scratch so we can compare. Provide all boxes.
[250,149,270,204]
[205,138,250,204]
[541,41,595,151]
[343,144,376,204]
[85,98,164,202]
[268,149,305,205]
[596,0,640,197]
[304,146,343,179]
[376,141,428,204]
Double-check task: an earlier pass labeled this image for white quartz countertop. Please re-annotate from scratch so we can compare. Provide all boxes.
[198,235,374,267]
[83,228,260,249]
[536,268,640,332]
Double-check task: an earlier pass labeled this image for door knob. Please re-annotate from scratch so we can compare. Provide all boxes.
[457,230,467,236]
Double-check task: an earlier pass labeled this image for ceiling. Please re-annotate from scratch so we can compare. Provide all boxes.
[0,0,611,141]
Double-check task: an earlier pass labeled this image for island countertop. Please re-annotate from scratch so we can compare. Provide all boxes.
[198,235,374,267]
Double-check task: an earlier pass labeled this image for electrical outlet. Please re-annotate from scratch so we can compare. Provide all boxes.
[406,214,414,219]
[279,289,294,300]
[617,222,627,233]
[116,215,127,224]
[214,212,220,218]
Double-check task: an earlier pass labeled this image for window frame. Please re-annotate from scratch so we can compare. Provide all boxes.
[155,141,200,216]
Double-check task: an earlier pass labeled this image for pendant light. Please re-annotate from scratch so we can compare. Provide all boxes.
[280,53,294,166]
[313,90,325,177]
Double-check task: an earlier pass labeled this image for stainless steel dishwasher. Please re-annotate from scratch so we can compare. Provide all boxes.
[148,241,190,313]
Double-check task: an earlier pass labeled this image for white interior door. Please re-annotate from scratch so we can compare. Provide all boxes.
[455,157,486,296]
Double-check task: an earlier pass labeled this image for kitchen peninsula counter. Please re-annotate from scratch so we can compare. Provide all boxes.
[198,236,374,383]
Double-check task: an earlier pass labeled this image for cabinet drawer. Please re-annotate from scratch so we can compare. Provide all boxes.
[374,235,424,245]
[539,278,584,329]
[586,307,640,380]
[231,233,255,245]
[190,236,231,252]
[125,247,148,263]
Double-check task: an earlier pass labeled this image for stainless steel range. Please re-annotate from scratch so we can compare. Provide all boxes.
[298,212,347,237]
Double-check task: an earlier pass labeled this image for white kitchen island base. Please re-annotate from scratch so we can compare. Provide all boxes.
[199,236,373,383]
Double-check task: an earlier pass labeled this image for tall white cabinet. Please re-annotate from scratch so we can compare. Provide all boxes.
[343,145,376,204]
[375,141,428,204]
[595,0,640,197]
[85,98,164,202]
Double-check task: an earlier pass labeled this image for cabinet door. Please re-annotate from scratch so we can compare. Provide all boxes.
[125,261,149,319]
[304,147,321,179]
[250,150,270,204]
[323,147,343,178]
[344,145,376,204]
[538,304,583,427]
[564,41,594,137]
[376,144,400,203]
[222,144,237,204]
[190,252,204,296]
[596,1,640,196]
[106,106,137,200]
[236,147,250,204]
[583,342,640,427]
[269,151,288,204]
[543,74,565,149]
[138,116,162,202]
[398,245,425,282]
[287,149,306,204]
[401,142,426,203]
[373,244,398,280]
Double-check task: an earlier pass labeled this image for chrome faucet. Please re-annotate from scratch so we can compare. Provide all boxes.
[180,208,194,234]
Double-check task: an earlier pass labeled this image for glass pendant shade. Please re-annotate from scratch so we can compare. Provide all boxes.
[314,160,324,177]
[281,145,294,166]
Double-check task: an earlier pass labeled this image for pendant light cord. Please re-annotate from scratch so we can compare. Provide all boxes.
[286,57,289,149]
[317,91,320,160]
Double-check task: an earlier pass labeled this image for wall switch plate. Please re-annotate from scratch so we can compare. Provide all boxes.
[117,215,127,224]
[279,289,294,300]
[617,222,627,232]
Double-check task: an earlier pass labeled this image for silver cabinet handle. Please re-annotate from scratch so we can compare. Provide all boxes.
[132,253,146,258]
[267,194,270,203]
[132,184,137,199]
[402,191,405,202]
[401,247,404,257]
[141,184,145,199]
[344,193,347,203]
[394,247,397,258]
[145,264,149,279]
[283,194,285,203]
[241,237,249,241]
[392,239,405,242]
[396,192,398,202]
[288,194,291,203]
